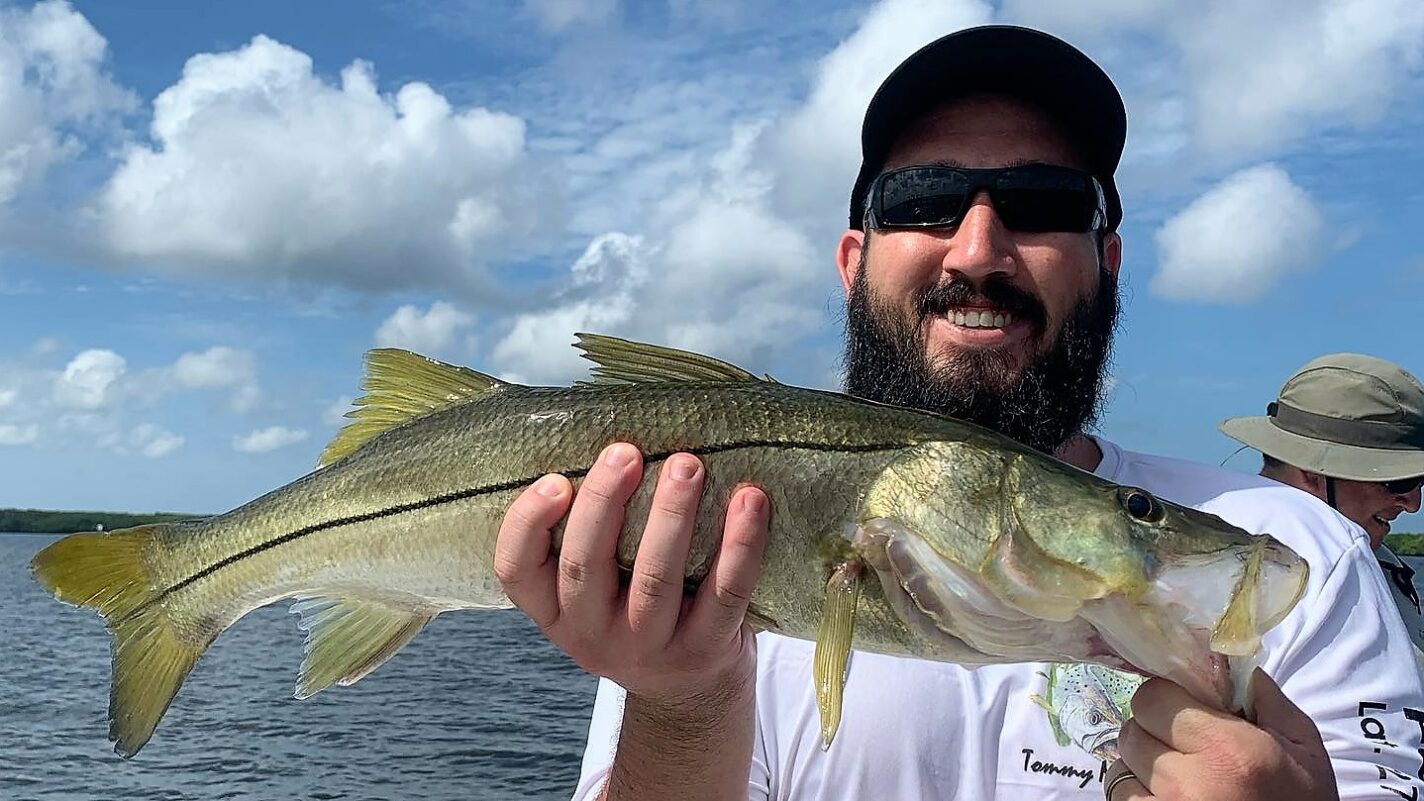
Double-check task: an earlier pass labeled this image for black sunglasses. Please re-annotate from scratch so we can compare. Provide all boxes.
[1383,475,1424,495]
[865,164,1107,234]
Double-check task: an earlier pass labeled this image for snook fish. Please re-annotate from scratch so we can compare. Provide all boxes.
[32,334,1308,757]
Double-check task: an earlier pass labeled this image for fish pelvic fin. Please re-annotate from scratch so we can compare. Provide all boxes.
[290,595,437,699]
[813,560,863,750]
[320,349,507,467]
[572,333,775,385]
[31,524,209,758]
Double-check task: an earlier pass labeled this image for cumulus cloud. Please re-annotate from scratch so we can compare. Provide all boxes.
[166,346,260,412]
[0,0,134,204]
[53,348,126,409]
[234,425,309,453]
[1151,164,1325,304]
[1002,0,1424,162]
[492,0,995,383]
[131,423,183,458]
[0,423,38,445]
[0,388,16,409]
[374,301,475,355]
[765,0,993,227]
[94,34,537,294]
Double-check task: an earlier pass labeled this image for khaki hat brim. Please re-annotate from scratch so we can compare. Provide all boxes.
[1220,416,1424,481]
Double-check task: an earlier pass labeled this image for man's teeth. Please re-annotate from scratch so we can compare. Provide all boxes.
[950,310,1012,329]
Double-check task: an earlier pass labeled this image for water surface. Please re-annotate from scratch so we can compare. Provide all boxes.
[0,533,597,800]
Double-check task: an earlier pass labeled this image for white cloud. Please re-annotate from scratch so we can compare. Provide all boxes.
[0,0,134,204]
[234,425,309,453]
[525,0,617,30]
[323,395,353,426]
[0,388,16,409]
[1151,164,1325,304]
[94,34,536,293]
[491,1,995,383]
[166,346,260,412]
[374,301,475,355]
[765,0,993,228]
[130,423,183,458]
[0,423,38,445]
[53,348,125,409]
[1002,0,1424,164]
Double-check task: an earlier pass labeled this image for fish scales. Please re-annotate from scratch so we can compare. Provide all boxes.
[30,334,1310,757]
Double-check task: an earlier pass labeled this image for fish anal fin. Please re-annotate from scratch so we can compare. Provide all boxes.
[573,333,771,385]
[812,560,863,750]
[320,349,506,467]
[291,595,436,699]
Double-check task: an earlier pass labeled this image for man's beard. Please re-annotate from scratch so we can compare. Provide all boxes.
[842,259,1120,456]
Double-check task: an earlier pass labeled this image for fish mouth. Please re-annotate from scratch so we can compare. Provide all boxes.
[1083,729,1121,762]
[853,518,1300,711]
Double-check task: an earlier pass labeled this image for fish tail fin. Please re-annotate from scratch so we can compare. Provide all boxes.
[31,524,208,757]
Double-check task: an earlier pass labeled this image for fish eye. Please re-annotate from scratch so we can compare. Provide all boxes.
[1120,489,1165,523]
[1088,710,1104,725]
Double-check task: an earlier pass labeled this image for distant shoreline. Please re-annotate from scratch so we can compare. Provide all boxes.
[3,506,1421,555]
[0,508,204,534]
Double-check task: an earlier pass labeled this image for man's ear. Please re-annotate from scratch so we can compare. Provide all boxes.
[836,229,866,295]
[1101,230,1122,279]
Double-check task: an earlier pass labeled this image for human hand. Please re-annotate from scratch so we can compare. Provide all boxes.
[493,442,771,704]
[1105,669,1337,800]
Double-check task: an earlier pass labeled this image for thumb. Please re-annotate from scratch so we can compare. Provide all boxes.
[1249,668,1321,746]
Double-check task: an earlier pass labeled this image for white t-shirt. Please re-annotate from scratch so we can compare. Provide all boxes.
[1378,543,1424,675]
[572,439,1424,800]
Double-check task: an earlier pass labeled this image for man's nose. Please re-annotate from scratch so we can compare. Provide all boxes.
[940,191,1017,282]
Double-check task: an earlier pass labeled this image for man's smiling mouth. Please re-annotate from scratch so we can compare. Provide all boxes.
[943,309,1015,329]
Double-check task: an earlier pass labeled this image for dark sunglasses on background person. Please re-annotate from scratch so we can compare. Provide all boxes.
[1383,475,1424,495]
[865,164,1107,233]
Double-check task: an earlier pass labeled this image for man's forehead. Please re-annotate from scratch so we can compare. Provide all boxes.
[884,94,1084,170]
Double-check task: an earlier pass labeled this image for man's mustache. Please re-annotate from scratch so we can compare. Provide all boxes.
[917,278,1047,331]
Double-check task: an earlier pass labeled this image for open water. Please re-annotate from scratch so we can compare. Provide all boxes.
[5,531,1423,801]
[0,533,598,801]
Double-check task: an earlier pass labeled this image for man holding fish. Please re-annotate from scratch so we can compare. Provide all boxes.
[496,25,1424,801]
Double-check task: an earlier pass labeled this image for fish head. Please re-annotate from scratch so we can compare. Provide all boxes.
[856,440,1309,711]
[1054,676,1126,761]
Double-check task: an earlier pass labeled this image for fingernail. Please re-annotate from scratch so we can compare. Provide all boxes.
[602,443,636,467]
[740,489,765,515]
[670,457,699,481]
[535,474,564,497]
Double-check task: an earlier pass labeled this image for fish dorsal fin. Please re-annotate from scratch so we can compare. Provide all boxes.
[573,332,774,386]
[319,349,505,467]
[289,595,437,699]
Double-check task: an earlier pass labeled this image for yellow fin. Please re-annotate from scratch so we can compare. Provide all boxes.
[290,595,436,699]
[320,349,505,467]
[813,560,862,750]
[1210,539,1267,657]
[573,332,773,385]
[31,524,210,757]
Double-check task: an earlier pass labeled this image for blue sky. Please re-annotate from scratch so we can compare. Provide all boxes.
[0,0,1420,533]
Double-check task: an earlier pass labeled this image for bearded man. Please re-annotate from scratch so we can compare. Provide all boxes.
[493,25,1424,801]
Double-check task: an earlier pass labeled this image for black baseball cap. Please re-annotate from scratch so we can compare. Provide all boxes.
[849,25,1127,231]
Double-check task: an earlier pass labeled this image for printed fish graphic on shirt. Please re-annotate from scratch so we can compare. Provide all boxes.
[1030,662,1144,761]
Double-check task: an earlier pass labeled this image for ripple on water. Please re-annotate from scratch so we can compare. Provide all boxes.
[1,534,599,801]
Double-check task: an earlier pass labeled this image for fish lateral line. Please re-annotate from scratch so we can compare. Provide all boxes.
[125,438,912,623]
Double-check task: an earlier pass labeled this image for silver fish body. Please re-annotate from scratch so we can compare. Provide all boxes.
[32,334,1308,757]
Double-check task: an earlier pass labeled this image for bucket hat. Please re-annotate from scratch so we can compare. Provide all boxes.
[1220,353,1424,482]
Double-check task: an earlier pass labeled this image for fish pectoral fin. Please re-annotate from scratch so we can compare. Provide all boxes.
[290,595,437,699]
[812,560,863,751]
[572,333,769,386]
[319,349,507,467]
